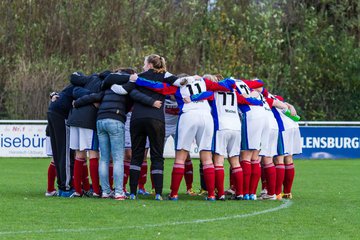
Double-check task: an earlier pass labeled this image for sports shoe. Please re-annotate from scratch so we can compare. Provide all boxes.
[102,191,114,199]
[260,189,268,198]
[186,188,197,196]
[45,190,57,197]
[282,193,292,199]
[129,194,137,200]
[150,189,156,195]
[138,188,150,195]
[276,194,283,200]
[155,194,163,201]
[92,192,101,198]
[243,194,250,200]
[114,193,126,201]
[225,188,235,195]
[70,192,82,198]
[198,189,208,196]
[217,195,226,201]
[168,195,178,201]
[259,194,277,200]
[59,189,75,198]
[249,194,257,200]
[206,196,216,201]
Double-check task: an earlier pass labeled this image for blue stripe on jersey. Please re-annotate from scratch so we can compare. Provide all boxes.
[241,113,249,150]
[191,91,213,101]
[239,104,250,113]
[276,131,286,156]
[174,114,181,150]
[175,89,184,114]
[136,77,165,89]
[271,108,285,132]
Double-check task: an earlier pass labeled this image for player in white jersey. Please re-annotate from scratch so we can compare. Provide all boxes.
[206,75,263,200]
[265,92,301,199]
[135,75,234,200]
[164,96,196,196]
[233,78,267,200]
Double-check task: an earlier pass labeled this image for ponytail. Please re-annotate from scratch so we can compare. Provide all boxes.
[146,54,167,73]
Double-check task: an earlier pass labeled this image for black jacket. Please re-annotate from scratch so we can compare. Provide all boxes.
[47,84,75,118]
[67,72,107,130]
[97,72,156,123]
[132,69,178,122]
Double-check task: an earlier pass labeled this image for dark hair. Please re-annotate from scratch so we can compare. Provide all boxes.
[146,54,166,73]
[114,67,137,75]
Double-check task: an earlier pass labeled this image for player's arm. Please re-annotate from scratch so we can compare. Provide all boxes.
[70,72,89,86]
[129,88,160,108]
[73,91,104,108]
[136,77,177,95]
[72,86,91,99]
[235,91,263,105]
[101,73,135,90]
[204,78,234,92]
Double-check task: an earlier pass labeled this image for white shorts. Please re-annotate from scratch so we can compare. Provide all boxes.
[214,130,241,157]
[125,112,149,149]
[259,111,279,157]
[287,127,302,155]
[175,111,214,152]
[69,126,99,151]
[241,113,266,150]
[46,136,53,156]
[165,113,178,141]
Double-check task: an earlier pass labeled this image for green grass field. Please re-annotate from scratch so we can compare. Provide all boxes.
[0,158,359,240]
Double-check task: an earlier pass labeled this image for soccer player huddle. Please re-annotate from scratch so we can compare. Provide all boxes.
[45,54,301,201]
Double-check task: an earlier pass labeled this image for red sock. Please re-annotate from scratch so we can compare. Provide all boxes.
[232,167,243,196]
[170,163,185,196]
[89,158,100,195]
[109,162,114,190]
[240,160,251,195]
[275,164,285,195]
[82,161,90,192]
[47,161,57,192]
[138,160,148,190]
[74,158,84,194]
[250,160,261,195]
[261,164,267,191]
[123,161,130,191]
[214,165,225,197]
[203,164,215,198]
[284,163,295,194]
[264,163,276,195]
[229,166,235,190]
[184,160,194,190]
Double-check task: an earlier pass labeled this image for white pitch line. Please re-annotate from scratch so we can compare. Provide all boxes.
[0,200,292,236]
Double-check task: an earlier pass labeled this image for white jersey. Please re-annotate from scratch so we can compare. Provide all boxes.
[213,91,241,131]
[175,77,211,113]
[234,79,266,119]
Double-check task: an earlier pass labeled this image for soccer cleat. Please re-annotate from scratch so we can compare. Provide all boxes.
[102,191,114,199]
[114,193,126,201]
[206,196,216,201]
[260,189,268,198]
[243,194,250,200]
[150,189,156,195]
[168,195,178,201]
[138,188,150,195]
[129,194,137,200]
[217,195,226,201]
[198,189,208,196]
[59,189,75,198]
[185,188,197,196]
[260,194,277,200]
[282,193,292,199]
[249,194,257,200]
[225,188,236,196]
[155,194,163,201]
[70,192,82,198]
[45,190,57,197]
[276,194,283,200]
[92,192,101,198]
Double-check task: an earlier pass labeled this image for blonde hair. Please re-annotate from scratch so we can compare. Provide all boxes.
[203,74,218,82]
[145,54,167,73]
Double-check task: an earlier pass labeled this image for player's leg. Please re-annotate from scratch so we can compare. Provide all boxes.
[240,150,253,200]
[97,120,112,198]
[184,153,196,195]
[138,147,150,195]
[229,156,243,200]
[169,149,188,199]
[274,155,285,200]
[283,154,295,199]
[214,154,225,200]
[46,159,57,196]
[249,152,261,200]
[72,150,86,197]
[261,156,277,200]
[123,149,131,195]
